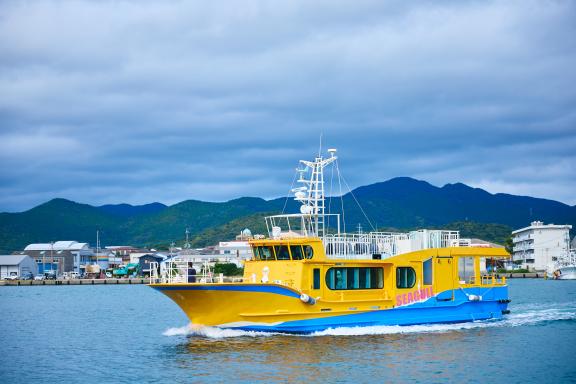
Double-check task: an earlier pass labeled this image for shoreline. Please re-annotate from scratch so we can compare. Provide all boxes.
[0,273,547,286]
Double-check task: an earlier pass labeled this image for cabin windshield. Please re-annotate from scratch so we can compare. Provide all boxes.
[251,244,314,261]
[259,246,275,260]
[274,245,290,260]
[290,245,304,260]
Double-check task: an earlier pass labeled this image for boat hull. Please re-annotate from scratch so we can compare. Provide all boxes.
[152,283,509,334]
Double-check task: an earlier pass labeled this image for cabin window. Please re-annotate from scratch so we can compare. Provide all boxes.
[260,246,276,261]
[458,256,474,283]
[396,267,416,289]
[325,267,383,290]
[313,268,320,289]
[274,245,290,260]
[304,245,314,259]
[423,258,433,285]
[290,245,304,260]
[252,247,262,260]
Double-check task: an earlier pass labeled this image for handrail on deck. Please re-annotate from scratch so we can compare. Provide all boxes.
[480,274,506,286]
[149,259,222,284]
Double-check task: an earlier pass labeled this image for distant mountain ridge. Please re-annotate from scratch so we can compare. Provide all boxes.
[0,177,574,253]
[98,202,167,217]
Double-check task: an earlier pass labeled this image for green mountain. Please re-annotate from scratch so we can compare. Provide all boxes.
[121,197,278,247]
[0,199,122,252]
[337,178,576,230]
[0,177,574,253]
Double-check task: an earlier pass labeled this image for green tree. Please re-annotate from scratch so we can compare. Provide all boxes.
[213,263,243,276]
[504,235,514,254]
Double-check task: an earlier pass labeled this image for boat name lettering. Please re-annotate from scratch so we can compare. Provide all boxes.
[396,287,434,307]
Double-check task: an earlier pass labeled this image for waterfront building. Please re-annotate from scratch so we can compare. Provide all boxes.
[214,228,256,260]
[217,240,252,259]
[21,241,94,275]
[129,252,154,264]
[0,255,37,279]
[512,221,572,271]
[105,246,149,264]
[138,254,164,276]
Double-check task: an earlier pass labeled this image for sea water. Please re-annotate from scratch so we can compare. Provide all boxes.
[1,279,575,383]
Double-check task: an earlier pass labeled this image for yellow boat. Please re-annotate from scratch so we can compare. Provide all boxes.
[150,149,510,334]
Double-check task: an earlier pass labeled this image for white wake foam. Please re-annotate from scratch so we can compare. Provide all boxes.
[163,304,576,339]
[313,305,576,336]
[163,323,277,338]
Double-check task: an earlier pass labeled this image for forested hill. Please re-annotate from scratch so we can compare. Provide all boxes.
[0,177,574,253]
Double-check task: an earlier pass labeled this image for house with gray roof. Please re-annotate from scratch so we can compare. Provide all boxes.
[0,255,37,279]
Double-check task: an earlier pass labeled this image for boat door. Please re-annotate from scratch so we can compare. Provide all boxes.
[434,254,455,301]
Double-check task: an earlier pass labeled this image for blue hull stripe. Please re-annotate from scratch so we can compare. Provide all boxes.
[232,286,509,334]
[153,284,301,298]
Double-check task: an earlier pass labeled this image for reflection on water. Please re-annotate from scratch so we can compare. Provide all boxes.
[162,326,505,383]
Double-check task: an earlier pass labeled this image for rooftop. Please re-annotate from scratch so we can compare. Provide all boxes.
[24,241,90,251]
[512,221,572,235]
[0,255,33,265]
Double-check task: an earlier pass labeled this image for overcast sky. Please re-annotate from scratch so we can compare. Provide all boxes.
[0,0,575,212]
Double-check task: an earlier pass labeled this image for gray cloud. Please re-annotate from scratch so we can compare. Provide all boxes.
[1,0,575,212]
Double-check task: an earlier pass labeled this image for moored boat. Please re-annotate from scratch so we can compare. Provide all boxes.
[555,266,576,280]
[149,149,511,333]
[549,249,576,280]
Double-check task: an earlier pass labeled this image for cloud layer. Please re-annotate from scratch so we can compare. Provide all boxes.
[1,0,575,212]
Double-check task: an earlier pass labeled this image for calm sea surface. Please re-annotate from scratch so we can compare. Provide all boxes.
[1,279,575,383]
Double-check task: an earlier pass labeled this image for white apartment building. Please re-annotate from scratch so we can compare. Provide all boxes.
[217,241,252,259]
[512,221,572,271]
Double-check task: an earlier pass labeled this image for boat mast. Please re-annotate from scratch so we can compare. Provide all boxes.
[295,148,337,238]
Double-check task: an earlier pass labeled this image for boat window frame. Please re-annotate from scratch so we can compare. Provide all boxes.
[423,258,433,285]
[252,246,262,260]
[458,256,475,283]
[304,245,314,259]
[396,266,416,289]
[274,245,291,260]
[257,246,276,261]
[313,268,320,289]
[325,267,384,290]
[290,245,304,260]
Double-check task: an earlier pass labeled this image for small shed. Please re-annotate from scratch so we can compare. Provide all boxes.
[0,255,38,279]
[138,254,163,276]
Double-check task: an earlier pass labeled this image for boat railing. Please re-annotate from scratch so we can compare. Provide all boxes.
[149,259,223,284]
[324,232,406,259]
[479,274,506,286]
[323,230,462,260]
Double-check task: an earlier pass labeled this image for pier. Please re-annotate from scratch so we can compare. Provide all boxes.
[0,276,243,286]
[497,273,545,279]
[0,278,149,286]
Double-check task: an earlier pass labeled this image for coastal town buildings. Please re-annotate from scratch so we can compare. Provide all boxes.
[21,241,94,274]
[512,221,572,271]
[0,255,37,279]
[105,246,149,264]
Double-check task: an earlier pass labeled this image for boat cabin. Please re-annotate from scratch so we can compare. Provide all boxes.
[246,237,508,309]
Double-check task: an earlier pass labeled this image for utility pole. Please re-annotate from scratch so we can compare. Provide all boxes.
[50,241,54,275]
